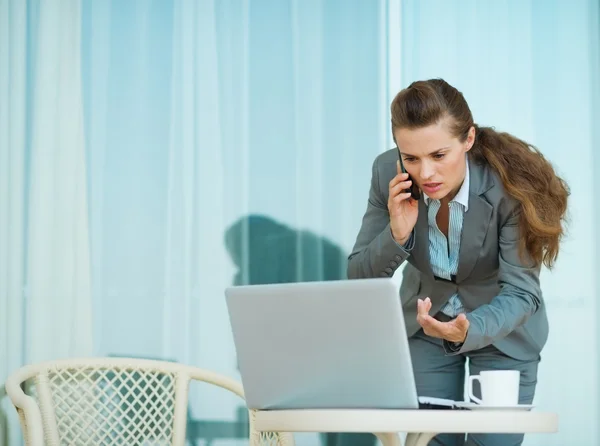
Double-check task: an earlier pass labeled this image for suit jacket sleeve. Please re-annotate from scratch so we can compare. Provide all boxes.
[347,157,412,279]
[448,207,542,354]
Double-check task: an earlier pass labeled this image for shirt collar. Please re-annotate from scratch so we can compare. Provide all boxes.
[423,157,470,211]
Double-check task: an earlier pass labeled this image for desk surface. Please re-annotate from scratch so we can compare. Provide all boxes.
[253,409,559,434]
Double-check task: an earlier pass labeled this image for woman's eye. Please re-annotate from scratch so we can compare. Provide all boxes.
[433,153,445,159]
[403,158,416,163]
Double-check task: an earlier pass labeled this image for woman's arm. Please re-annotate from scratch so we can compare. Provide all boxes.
[347,158,413,279]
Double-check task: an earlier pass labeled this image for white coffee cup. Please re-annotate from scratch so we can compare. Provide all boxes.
[468,370,520,406]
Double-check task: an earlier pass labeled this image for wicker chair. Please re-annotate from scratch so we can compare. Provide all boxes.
[5,357,294,445]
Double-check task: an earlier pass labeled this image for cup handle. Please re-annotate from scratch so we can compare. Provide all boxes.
[468,375,483,405]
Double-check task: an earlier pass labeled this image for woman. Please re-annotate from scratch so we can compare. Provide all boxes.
[348,79,569,446]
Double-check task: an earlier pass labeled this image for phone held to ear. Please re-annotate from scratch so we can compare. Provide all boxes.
[397,147,421,201]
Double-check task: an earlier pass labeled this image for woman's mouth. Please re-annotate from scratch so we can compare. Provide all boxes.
[422,182,442,193]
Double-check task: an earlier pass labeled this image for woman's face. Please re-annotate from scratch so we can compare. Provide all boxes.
[394,117,475,201]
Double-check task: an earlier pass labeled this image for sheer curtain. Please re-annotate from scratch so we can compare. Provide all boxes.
[1,0,93,444]
[83,0,386,443]
[0,1,26,444]
[400,1,599,444]
[2,1,598,445]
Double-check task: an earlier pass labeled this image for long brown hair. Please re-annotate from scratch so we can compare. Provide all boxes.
[390,78,569,269]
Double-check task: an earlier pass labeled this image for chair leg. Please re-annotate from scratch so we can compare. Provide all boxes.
[374,432,403,446]
[249,431,296,446]
[405,432,437,446]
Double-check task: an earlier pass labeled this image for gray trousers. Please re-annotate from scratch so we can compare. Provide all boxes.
[409,326,540,446]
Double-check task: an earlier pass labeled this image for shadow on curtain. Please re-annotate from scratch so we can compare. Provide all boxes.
[224,214,376,446]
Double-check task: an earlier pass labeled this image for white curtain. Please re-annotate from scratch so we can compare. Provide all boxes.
[0,0,93,444]
[83,0,386,443]
[2,1,598,445]
[0,1,27,444]
[25,0,93,363]
[400,1,599,445]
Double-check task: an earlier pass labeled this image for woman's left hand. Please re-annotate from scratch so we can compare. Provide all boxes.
[416,297,469,343]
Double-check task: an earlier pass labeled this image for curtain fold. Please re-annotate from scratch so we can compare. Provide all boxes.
[25,0,92,364]
[1,0,92,443]
[81,2,384,441]
[164,0,237,420]
[0,0,27,444]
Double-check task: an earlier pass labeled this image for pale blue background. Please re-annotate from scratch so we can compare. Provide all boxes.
[40,0,600,444]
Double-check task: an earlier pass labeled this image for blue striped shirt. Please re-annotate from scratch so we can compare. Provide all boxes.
[424,160,470,317]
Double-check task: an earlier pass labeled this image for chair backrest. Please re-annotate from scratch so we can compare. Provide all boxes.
[5,357,293,446]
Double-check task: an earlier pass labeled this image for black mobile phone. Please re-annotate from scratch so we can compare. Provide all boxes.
[397,147,421,200]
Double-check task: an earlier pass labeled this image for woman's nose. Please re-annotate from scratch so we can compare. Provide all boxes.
[420,162,435,180]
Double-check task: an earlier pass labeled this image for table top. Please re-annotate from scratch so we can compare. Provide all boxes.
[253,409,559,434]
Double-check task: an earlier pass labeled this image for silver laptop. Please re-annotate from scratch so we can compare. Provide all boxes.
[225,278,419,410]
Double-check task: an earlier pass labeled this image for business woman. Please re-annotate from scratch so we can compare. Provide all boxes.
[348,79,569,446]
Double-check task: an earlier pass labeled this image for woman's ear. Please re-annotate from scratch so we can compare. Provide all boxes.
[465,126,476,151]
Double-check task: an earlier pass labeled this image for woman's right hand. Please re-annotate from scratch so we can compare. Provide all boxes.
[388,160,419,244]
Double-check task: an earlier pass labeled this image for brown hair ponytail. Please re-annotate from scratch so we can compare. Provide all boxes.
[469,126,569,268]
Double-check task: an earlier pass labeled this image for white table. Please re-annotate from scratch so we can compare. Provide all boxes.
[253,409,559,446]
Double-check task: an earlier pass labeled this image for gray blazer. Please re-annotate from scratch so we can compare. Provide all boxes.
[348,149,548,361]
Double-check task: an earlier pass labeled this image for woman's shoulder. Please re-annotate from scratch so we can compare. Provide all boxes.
[474,161,521,221]
[369,149,399,191]
[371,148,398,169]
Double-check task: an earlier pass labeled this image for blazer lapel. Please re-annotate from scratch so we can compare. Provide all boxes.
[411,198,434,279]
[456,161,494,283]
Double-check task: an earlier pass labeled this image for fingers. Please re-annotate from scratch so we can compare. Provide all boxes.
[389,192,412,209]
[416,302,470,342]
[417,297,430,317]
[388,169,413,211]
[389,171,410,189]
[416,298,434,330]
[416,297,451,337]
[390,179,413,197]
[417,297,431,311]
[424,297,432,313]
